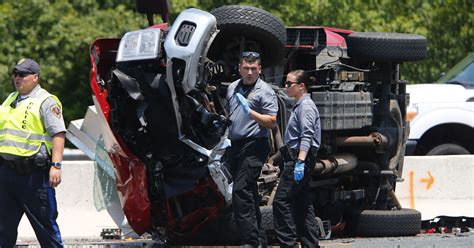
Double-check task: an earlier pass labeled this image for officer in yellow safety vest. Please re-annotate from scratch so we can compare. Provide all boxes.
[0,58,65,248]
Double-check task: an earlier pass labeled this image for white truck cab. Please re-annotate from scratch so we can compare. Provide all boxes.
[406,53,474,155]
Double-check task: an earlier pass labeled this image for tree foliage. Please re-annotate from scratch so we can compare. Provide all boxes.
[1,0,472,123]
[0,0,144,122]
[198,0,473,84]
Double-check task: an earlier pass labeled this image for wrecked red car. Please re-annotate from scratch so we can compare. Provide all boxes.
[68,1,427,245]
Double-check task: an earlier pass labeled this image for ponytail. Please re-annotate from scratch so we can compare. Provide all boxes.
[287,69,316,90]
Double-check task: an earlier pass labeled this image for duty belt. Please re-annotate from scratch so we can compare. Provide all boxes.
[0,156,49,175]
[280,145,318,162]
[230,136,267,146]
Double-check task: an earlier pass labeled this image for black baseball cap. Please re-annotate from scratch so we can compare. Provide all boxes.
[14,58,40,75]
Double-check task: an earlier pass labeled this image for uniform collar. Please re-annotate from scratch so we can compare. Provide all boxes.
[236,78,263,97]
[294,93,311,108]
[254,78,264,90]
[19,84,42,99]
[240,78,263,89]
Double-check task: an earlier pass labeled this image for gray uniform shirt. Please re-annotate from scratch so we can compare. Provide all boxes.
[226,78,278,141]
[1,85,66,160]
[284,93,321,152]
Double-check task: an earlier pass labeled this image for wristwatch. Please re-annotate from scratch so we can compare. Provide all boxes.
[296,159,305,164]
[51,162,62,169]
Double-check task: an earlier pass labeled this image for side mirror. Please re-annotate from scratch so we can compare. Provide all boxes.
[135,0,170,24]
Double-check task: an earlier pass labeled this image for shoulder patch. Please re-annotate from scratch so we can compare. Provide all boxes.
[50,104,62,119]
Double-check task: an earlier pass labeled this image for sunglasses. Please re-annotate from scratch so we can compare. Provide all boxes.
[241,51,260,59]
[285,81,300,87]
[13,71,34,78]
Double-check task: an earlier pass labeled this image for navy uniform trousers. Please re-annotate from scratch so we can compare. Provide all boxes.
[0,162,63,248]
[273,148,319,248]
[227,137,270,247]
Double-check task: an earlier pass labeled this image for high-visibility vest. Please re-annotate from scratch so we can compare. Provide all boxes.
[0,88,60,157]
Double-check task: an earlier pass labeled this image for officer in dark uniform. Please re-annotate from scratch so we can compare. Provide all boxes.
[226,51,278,247]
[0,58,65,248]
[273,70,321,248]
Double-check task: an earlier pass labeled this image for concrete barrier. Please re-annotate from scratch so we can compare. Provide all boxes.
[18,155,474,240]
[396,155,474,220]
[18,161,125,239]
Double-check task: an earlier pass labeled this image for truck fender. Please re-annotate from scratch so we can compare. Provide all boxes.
[409,108,474,139]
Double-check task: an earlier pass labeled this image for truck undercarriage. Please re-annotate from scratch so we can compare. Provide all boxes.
[70,4,428,244]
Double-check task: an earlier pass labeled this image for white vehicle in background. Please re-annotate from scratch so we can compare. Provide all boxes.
[406,53,474,155]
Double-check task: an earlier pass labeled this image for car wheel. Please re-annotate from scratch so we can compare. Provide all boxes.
[346,32,427,62]
[208,5,286,68]
[352,208,421,237]
[426,143,470,155]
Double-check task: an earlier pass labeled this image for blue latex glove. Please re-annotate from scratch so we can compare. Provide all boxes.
[294,160,305,182]
[235,93,251,115]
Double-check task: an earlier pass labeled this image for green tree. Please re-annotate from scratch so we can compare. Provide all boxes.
[1,0,472,124]
[0,0,144,123]
[196,0,473,83]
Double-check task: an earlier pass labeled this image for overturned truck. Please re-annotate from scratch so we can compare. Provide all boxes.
[69,2,427,245]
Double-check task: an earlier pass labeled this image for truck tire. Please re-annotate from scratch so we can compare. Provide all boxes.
[260,206,277,244]
[355,208,421,237]
[346,32,427,62]
[261,206,274,232]
[209,5,286,68]
[426,143,470,155]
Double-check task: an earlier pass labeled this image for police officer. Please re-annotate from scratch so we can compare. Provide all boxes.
[0,58,65,247]
[226,51,278,247]
[273,70,321,248]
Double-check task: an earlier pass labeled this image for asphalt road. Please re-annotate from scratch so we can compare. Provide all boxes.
[320,232,474,247]
[16,231,474,247]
